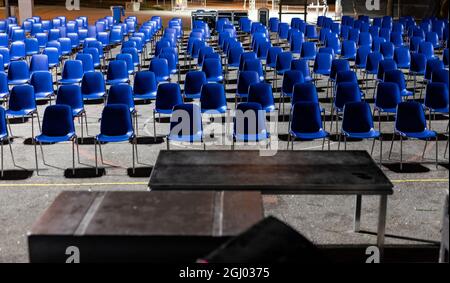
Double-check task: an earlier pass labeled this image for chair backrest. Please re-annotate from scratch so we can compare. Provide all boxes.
[424,58,444,81]
[234,102,267,139]
[149,58,169,80]
[107,84,135,110]
[56,84,84,111]
[395,101,427,133]
[41,105,75,137]
[292,83,318,104]
[335,82,361,109]
[107,60,128,80]
[169,103,203,140]
[247,82,274,112]
[200,83,227,113]
[393,47,411,66]
[431,69,449,88]
[342,102,374,133]
[116,53,134,74]
[9,85,36,111]
[30,71,54,95]
[30,54,49,73]
[239,52,257,71]
[384,69,407,91]
[237,71,260,96]
[202,58,222,80]
[336,70,358,85]
[0,107,7,137]
[330,59,351,79]
[10,41,26,58]
[291,102,323,133]
[62,60,83,80]
[133,71,157,97]
[75,53,94,73]
[184,71,207,96]
[0,72,8,96]
[425,82,449,110]
[282,70,304,94]
[313,52,333,72]
[100,104,134,136]
[155,83,182,112]
[243,59,264,80]
[7,60,29,81]
[377,59,398,80]
[81,71,105,95]
[276,52,293,71]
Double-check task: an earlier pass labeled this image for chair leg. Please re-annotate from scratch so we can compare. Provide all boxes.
[99,142,105,164]
[379,136,383,167]
[322,137,325,150]
[36,112,42,133]
[1,142,3,178]
[371,138,376,155]
[75,137,81,164]
[72,139,75,175]
[84,112,89,136]
[8,138,16,167]
[338,134,341,150]
[388,133,395,159]
[166,137,170,150]
[39,142,47,165]
[436,136,439,169]
[80,114,84,142]
[94,139,98,175]
[422,139,428,160]
[132,139,136,175]
[344,135,347,151]
[34,139,39,175]
[400,135,403,171]
[153,110,157,142]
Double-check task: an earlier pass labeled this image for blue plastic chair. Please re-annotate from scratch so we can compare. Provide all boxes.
[81,71,106,101]
[292,83,319,105]
[7,85,40,138]
[423,82,449,130]
[167,103,204,149]
[281,70,304,114]
[248,83,275,114]
[106,60,130,85]
[153,83,183,140]
[380,42,395,60]
[0,73,8,101]
[233,102,270,148]
[34,105,78,175]
[121,47,140,70]
[29,54,49,74]
[133,71,157,101]
[0,107,16,177]
[331,82,362,133]
[30,71,54,101]
[305,25,319,40]
[243,59,265,82]
[288,102,329,150]
[0,47,10,68]
[354,46,371,74]
[56,84,88,139]
[59,60,83,85]
[313,52,332,79]
[374,82,401,131]
[341,40,357,60]
[149,58,170,83]
[7,60,29,85]
[384,69,413,99]
[239,52,257,72]
[419,41,436,60]
[236,71,260,106]
[75,53,94,73]
[95,104,137,174]
[431,69,449,89]
[116,53,134,75]
[393,47,411,69]
[300,42,317,61]
[184,71,206,99]
[202,58,223,83]
[340,102,382,164]
[200,83,227,114]
[329,59,351,97]
[9,41,26,61]
[266,47,283,72]
[389,101,438,170]
[25,38,39,57]
[291,59,313,83]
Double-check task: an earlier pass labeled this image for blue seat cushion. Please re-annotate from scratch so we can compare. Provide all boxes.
[8,79,29,85]
[96,131,134,143]
[201,105,227,114]
[106,78,129,85]
[342,129,380,139]
[396,129,437,139]
[82,91,106,100]
[6,108,36,117]
[35,132,76,143]
[133,91,157,100]
[290,129,329,140]
[35,91,53,99]
[59,78,82,84]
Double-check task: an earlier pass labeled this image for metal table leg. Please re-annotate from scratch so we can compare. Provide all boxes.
[354,195,362,232]
[377,195,388,259]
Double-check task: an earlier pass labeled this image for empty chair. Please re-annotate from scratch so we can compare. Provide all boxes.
[29,54,49,74]
[431,69,449,89]
[29,71,54,100]
[106,60,129,85]
[389,101,438,170]
[374,82,401,131]
[300,42,317,61]
[0,107,16,177]
[149,58,170,83]
[281,70,304,114]
[313,52,333,79]
[184,71,207,99]
[233,102,270,149]
[153,83,183,140]
[384,69,413,99]
[25,38,39,57]
[95,104,138,174]
[9,41,26,61]
[0,73,8,101]
[7,60,29,85]
[409,53,427,93]
[380,42,395,60]
[133,71,157,100]
[331,82,361,133]
[80,71,106,101]
[243,59,265,81]
[59,60,83,84]
[167,104,204,150]
[291,59,313,83]
[202,58,223,83]
[292,83,319,105]
[419,41,436,60]
[393,47,411,69]
[236,71,260,106]
[75,53,94,73]
[200,83,227,114]
[34,105,78,175]
[423,82,449,130]
[339,102,382,164]
[341,40,357,60]
[354,45,371,73]
[287,102,329,150]
[56,84,88,139]
[248,83,275,113]
[116,53,134,75]
[6,85,40,138]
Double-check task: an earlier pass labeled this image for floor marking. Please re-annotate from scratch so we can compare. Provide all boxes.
[0,179,448,188]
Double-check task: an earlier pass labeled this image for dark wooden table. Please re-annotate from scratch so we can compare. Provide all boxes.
[149,150,394,253]
[28,191,263,263]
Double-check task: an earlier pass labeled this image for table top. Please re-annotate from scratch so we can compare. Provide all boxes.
[29,191,263,237]
[149,150,393,195]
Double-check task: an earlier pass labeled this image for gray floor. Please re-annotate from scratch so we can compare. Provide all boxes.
[0,34,448,262]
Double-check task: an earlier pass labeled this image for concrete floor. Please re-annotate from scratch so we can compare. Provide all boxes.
[0,7,449,263]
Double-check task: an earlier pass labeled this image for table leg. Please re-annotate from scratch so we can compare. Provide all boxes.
[354,195,362,232]
[377,195,388,258]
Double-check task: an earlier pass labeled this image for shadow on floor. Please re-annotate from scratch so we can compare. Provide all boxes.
[0,169,34,180]
[64,168,106,178]
[127,167,153,178]
[382,163,431,173]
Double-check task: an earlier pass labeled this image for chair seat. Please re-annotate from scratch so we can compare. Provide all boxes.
[155,108,174,115]
[0,92,8,99]
[72,108,84,117]
[106,78,129,85]
[82,91,106,100]
[133,92,157,100]
[6,108,36,117]
[302,55,316,61]
[35,132,76,143]
[342,128,380,139]
[304,76,313,83]
[263,104,276,112]
[184,92,201,99]
[49,63,59,68]
[277,69,289,76]
[234,131,270,142]
[10,56,25,61]
[396,129,437,139]
[0,133,7,140]
[96,131,134,143]
[397,63,410,69]
[375,106,397,113]
[206,76,223,82]
[8,79,29,85]
[168,132,203,143]
[35,91,53,99]
[26,51,39,56]
[59,78,82,84]
[290,129,329,140]
[430,107,449,114]
[282,91,293,98]
[155,76,170,82]
[314,69,331,76]
[201,106,227,114]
